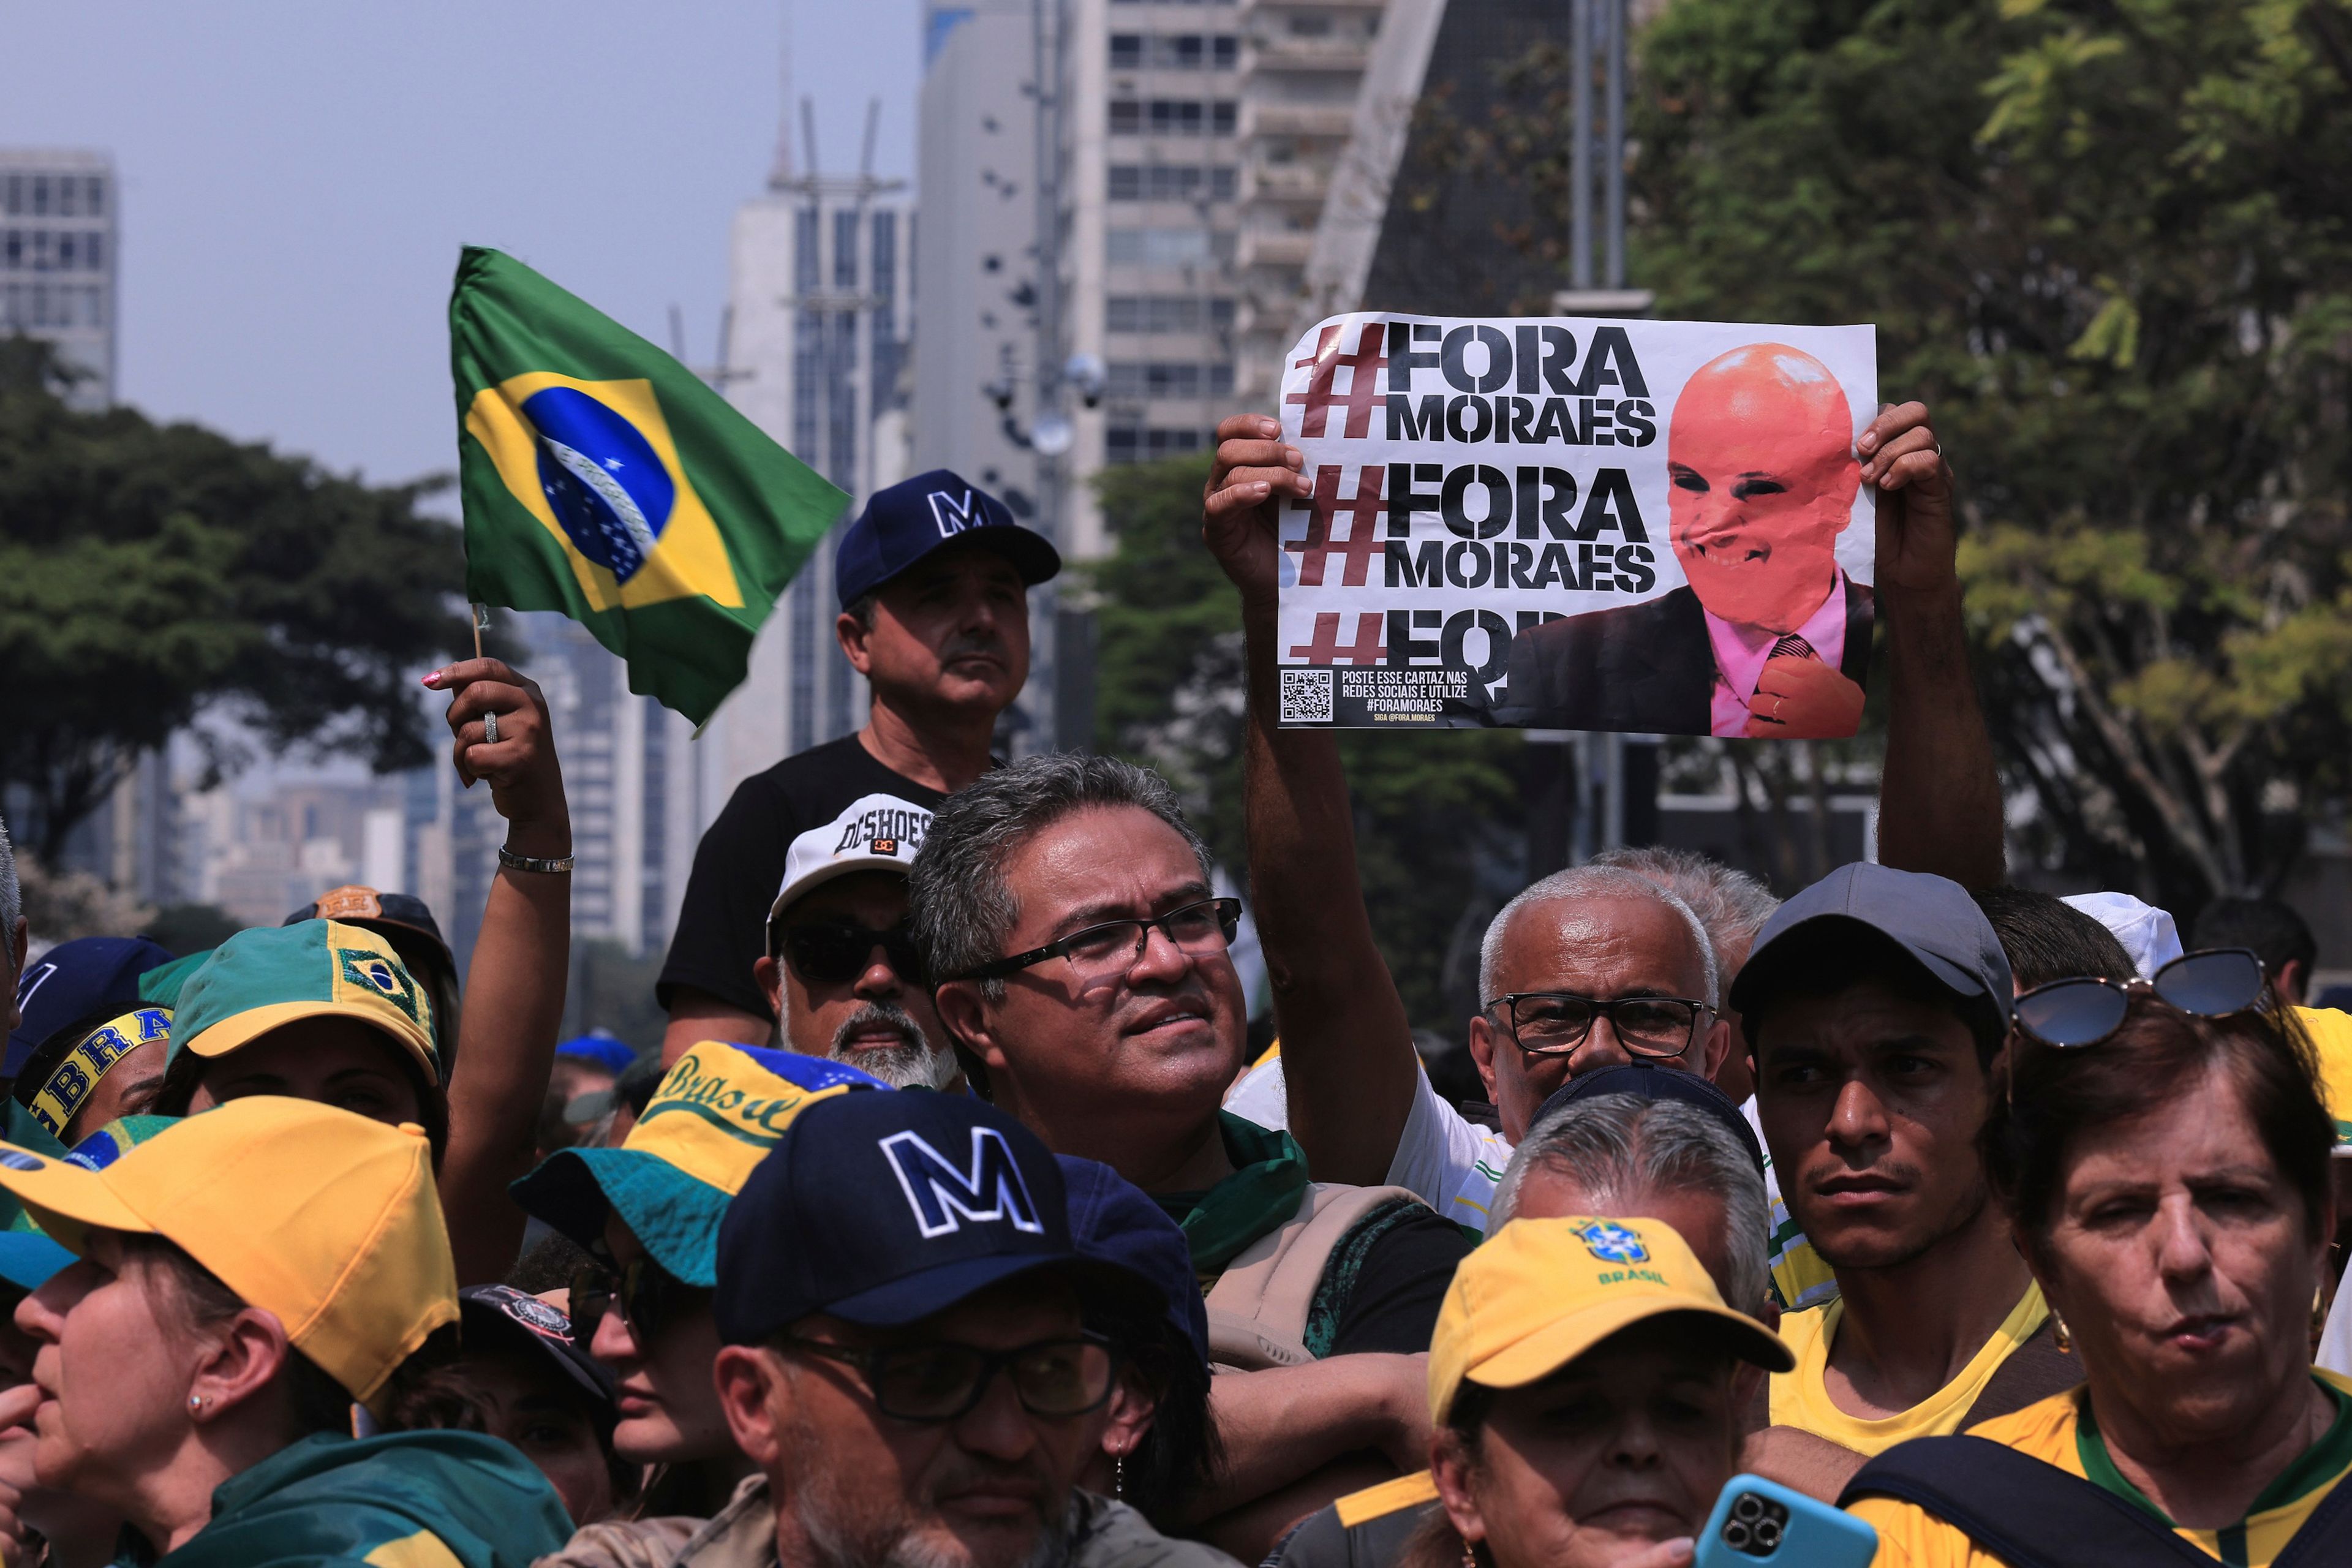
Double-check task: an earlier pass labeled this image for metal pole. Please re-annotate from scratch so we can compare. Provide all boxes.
[1031,0,1065,748]
[1604,0,1626,290]
[1570,0,1593,291]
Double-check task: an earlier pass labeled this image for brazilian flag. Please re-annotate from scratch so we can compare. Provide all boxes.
[450,246,846,723]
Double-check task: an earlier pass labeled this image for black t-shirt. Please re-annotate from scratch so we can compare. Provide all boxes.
[1314,1199,1476,1357]
[657,734,949,1019]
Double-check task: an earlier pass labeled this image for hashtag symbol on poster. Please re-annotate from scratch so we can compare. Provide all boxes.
[1283,466,1387,587]
[1288,612,1387,666]
[1284,321,1389,439]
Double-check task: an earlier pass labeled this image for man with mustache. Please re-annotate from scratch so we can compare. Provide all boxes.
[1736,864,2075,1498]
[659,471,1057,1065]
[913,754,1474,1560]
[706,1088,1237,1568]
[757,793,964,1092]
[1502,342,1875,737]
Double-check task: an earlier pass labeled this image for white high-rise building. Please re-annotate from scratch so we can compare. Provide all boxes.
[0,149,116,409]
[700,133,918,812]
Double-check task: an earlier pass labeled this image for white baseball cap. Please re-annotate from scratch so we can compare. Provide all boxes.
[769,794,935,922]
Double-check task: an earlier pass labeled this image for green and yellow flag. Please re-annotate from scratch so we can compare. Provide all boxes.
[450,246,845,723]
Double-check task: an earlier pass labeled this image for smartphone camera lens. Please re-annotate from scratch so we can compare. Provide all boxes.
[1722,1493,1789,1557]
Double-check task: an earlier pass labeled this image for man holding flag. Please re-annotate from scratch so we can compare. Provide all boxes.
[447,246,1058,1065]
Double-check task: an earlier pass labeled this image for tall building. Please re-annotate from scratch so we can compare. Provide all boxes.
[0,149,116,409]
[1058,0,1244,559]
[701,129,918,806]
[912,0,1045,512]
[1231,0,1388,404]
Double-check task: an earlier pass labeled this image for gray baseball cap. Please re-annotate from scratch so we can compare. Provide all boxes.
[1730,864,2013,1049]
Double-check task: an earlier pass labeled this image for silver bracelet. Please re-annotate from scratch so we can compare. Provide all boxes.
[497,843,575,874]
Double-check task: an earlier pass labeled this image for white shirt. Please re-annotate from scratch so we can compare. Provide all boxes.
[1705,573,1849,738]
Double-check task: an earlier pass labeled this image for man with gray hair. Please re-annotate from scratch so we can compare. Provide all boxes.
[912,753,1473,1560]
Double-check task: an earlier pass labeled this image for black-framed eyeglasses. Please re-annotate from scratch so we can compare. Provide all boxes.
[949,897,1242,986]
[1483,991,1714,1058]
[774,919,928,987]
[570,1251,703,1345]
[777,1332,1122,1423]
[2011,947,2266,1050]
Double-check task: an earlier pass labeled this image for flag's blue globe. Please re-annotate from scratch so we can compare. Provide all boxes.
[522,386,676,581]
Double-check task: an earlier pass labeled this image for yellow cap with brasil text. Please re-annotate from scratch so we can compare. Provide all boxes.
[511,1042,881,1287]
[1430,1215,1793,1423]
[0,1096,455,1414]
[170,920,437,1084]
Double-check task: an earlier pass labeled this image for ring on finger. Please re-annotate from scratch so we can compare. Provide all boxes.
[483,710,500,744]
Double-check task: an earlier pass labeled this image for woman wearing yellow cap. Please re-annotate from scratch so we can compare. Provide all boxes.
[1417,1215,1793,1568]
[0,1096,571,1566]
[1844,962,2352,1566]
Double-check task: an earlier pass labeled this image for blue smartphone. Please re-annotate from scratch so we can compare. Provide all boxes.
[1692,1474,1878,1568]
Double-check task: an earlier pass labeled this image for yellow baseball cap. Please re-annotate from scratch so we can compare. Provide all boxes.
[170,921,438,1085]
[0,1096,456,1414]
[1429,1215,1793,1422]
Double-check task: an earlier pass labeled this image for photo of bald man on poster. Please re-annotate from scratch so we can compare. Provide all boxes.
[1499,342,1871,736]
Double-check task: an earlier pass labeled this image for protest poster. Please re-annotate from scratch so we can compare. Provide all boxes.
[1272,313,1878,736]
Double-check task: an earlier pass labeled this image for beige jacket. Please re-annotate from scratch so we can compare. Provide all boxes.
[540,1475,1245,1568]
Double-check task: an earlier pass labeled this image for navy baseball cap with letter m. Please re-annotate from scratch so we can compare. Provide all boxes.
[715,1090,1145,1344]
[833,469,1062,608]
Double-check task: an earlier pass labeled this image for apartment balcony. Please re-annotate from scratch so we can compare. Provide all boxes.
[1242,160,1332,205]
[1237,228,1316,268]
[1239,100,1355,140]
[1245,35,1372,71]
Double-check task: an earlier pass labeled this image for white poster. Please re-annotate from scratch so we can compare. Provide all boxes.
[1273,313,1878,734]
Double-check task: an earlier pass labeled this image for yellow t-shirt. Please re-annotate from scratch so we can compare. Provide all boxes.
[1852,1372,2352,1567]
[2293,1007,2352,1142]
[1769,1283,2048,1457]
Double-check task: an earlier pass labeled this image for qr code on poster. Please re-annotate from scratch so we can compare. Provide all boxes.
[1280,668,1334,723]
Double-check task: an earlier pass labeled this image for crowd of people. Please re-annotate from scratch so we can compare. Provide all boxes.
[0,398,2345,1568]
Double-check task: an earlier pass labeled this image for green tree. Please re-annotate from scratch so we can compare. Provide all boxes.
[1085,456,1524,1035]
[0,337,469,859]
[1415,0,2352,912]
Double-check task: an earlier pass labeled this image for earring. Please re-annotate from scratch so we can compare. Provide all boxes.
[2051,1311,2071,1355]
[1115,1453,1125,1499]
[1461,1540,1478,1568]
[188,1394,207,1413]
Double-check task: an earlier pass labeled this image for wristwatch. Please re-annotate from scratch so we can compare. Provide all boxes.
[497,844,575,874]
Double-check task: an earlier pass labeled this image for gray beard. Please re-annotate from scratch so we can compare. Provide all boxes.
[827,1002,956,1091]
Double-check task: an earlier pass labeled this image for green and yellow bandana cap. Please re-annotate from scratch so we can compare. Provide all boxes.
[169,921,437,1085]
[511,1042,881,1287]
[23,1007,170,1141]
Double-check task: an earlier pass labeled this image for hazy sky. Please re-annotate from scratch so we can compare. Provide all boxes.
[0,0,923,497]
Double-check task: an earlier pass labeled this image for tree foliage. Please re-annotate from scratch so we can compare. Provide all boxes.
[1423,0,2352,912]
[1085,456,1525,1036]
[0,337,468,859]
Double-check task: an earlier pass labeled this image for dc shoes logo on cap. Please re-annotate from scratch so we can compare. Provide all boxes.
[337,949,423,1027]
[831,803,932,861]
[1574,1220,1651,1265]
[881,1128,1045,1240]
[927,488,981,540]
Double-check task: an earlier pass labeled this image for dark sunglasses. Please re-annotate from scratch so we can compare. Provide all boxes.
[570,1253,700,1344]
[2011,947,2266,1050]
[777,1332,1121,1423]
[775,920,928,987]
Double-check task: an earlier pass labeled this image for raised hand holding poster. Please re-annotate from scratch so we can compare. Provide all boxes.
[1273,314,1877,735]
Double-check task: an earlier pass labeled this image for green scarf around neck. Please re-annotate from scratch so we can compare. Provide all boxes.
[1156,1112,1312,1277]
